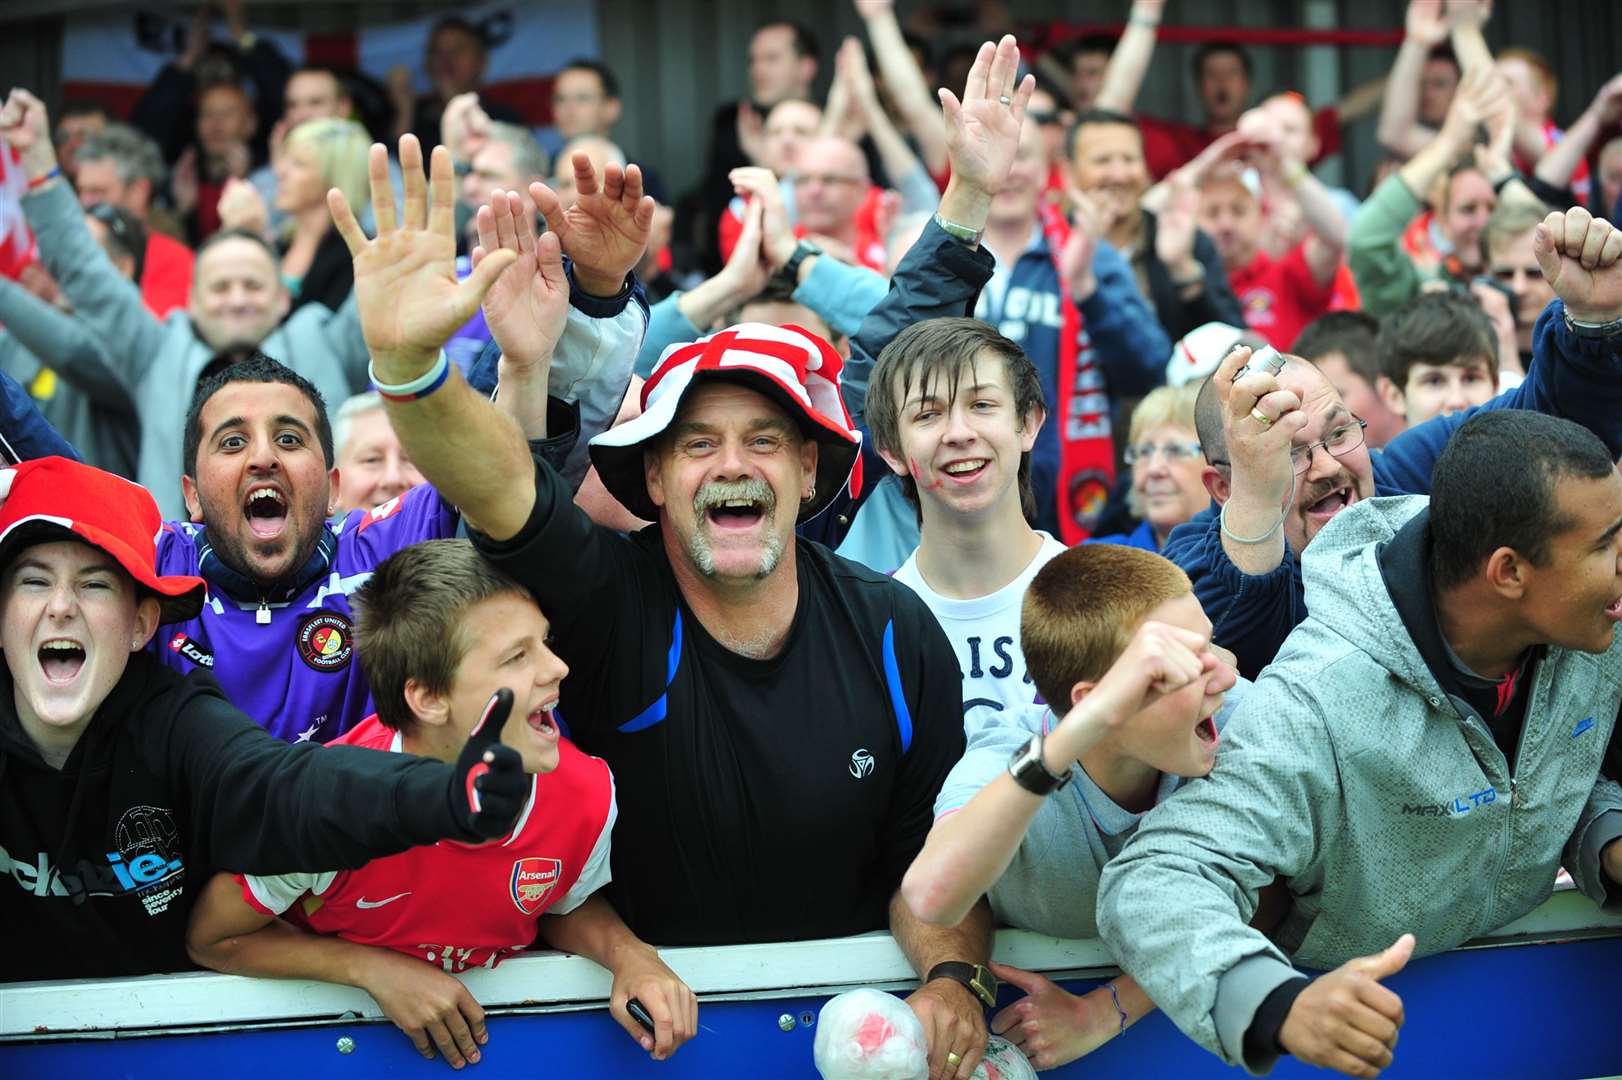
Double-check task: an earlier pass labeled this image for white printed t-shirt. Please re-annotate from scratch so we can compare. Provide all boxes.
[893,533,1068,736]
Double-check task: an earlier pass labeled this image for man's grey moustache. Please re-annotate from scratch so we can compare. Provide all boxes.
[693,478,777,514]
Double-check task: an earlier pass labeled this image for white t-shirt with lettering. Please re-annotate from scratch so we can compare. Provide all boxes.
[892,533,1068,737]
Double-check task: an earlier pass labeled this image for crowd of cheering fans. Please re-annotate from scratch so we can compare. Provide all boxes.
[3,0,1622,1076]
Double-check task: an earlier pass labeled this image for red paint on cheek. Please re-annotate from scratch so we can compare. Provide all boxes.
[909,457,943,492]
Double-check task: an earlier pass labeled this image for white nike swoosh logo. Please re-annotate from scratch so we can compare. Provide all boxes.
[355,892,411,909]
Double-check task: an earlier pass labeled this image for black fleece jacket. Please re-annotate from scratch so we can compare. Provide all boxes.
[0,654,474,981]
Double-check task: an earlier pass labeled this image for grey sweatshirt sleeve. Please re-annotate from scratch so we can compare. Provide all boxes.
[20,181,166,387]
[1568,783,1622,910]
[0,278,135,412]
[313,291,372,394]
[1096,674,1339,1071]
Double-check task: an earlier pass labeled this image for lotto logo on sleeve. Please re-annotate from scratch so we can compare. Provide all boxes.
[296,613,354,672]
[167,632,214,668]
[510,857,562,915]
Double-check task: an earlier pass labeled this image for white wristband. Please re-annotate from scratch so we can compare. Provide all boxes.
[370,350,451,402]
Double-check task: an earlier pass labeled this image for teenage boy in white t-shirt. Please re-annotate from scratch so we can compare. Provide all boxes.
[868,317,1064,735]
[902,544,1252,1071]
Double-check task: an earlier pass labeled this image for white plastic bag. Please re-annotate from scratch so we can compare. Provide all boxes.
[812,990,1037,1080]
[813,989,929,1080]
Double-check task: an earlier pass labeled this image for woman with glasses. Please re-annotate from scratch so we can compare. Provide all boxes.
[1091,380,1209,551]
[217,117,371,314]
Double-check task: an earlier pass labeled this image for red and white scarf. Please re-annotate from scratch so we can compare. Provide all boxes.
[1038,203,1115,545]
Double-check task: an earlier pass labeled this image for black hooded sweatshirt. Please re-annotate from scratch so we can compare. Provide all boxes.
[0,654,476,981]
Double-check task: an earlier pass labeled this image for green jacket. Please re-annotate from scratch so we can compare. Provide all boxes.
[1097,494,1622,1073]
[1346,173,1465,318]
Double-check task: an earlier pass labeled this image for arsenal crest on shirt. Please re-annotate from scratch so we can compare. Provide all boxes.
[510,857,562,915]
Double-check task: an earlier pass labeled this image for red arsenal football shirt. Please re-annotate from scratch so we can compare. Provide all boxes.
[239,715,616,972]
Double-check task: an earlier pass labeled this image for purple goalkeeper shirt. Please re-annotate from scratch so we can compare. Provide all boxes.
[150,483,458,743]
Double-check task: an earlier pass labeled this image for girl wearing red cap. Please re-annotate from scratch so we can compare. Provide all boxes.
[0,456,531,981]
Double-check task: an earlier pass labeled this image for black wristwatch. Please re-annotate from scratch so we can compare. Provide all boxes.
[1007,732,1072,795]
[780,238,822,282]
[927,961,998,1009]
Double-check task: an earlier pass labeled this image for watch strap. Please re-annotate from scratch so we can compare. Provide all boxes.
[781,239,822,282]
[927,961,998,1009]
[1564,309,1622,339]
[1008,732,1072,795]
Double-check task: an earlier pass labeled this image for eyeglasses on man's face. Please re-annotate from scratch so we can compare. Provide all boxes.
[1209,417,1369,475]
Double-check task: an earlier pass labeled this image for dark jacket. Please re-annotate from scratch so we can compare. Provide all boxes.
[0,363,81,465]
[129,38,293,167]
[1165,301,1622,678]
[0,655,479,981]
[285,227,355,316]
[1139,208,1245,341]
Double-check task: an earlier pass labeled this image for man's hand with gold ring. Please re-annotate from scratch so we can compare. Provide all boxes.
[906,976,988,1079]
[1212,344,1308,568]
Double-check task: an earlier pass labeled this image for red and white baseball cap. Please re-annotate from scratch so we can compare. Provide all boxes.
[1165,321,1249,388]
[0,457,205,622]
[589,323,863,523]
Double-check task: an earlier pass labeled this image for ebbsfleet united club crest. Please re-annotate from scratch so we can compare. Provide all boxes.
[510,857,562,915]
[296,612,354,672]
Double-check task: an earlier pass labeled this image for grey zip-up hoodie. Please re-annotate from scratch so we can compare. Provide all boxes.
[1097,494,1622,1073]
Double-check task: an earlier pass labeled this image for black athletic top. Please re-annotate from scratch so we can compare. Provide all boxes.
[475,454,965,945]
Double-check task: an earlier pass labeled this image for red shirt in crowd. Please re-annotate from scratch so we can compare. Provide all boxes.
[1137,107,1344,180]
[238,714,616,973]
[1228,241,1340,351]
[719,184,890,275]
[140,231,194,319]
[1514,119,1590,205]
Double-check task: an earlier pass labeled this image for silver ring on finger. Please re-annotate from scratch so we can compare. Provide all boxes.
[998,95,1012,106]
[1250,407,1273,427]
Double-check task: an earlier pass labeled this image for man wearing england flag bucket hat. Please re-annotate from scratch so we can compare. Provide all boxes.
[0,456,533,982]
[333,35,1045,1078]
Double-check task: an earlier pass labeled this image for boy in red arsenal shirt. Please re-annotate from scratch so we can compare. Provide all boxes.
[187,541,696,1068]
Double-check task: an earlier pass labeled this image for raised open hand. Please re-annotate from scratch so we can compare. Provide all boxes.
[1444,0,1492,28]
[1059,185,1104,300]
[474,189,570,371]
[527,151,655,298]
[729,165,796,269]
[217,177,269,236]
[1404,0,1448,46]
[1436,65,1506,157]
[441,91,491,163]
[1535,206,1622,323]
[1155,171,1202,277]
[329,134,516,381]
[938,35,1035,196]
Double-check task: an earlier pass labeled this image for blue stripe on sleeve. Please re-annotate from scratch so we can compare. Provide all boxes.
[617,610,683,734]
[883,618,913,754]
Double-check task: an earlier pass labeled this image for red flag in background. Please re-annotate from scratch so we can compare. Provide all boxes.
[0,145,37,282]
